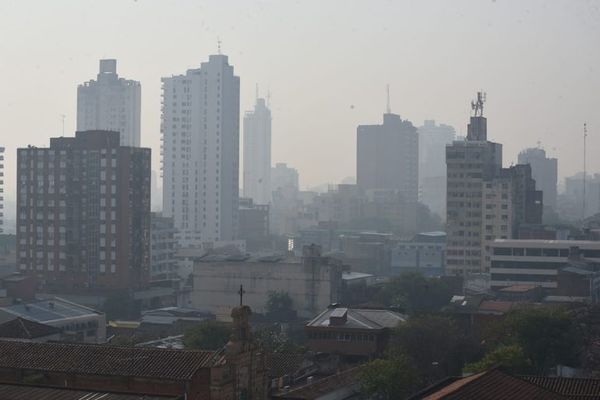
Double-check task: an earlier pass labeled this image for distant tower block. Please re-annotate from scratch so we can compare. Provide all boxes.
[77,59,141,147]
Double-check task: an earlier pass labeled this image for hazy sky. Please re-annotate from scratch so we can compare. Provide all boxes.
[1,0,599,205]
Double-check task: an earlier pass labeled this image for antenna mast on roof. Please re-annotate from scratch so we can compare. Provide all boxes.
[471,91,486,117]
[217,37,222,55]
[386,84,391,114]
[583,122,588,220]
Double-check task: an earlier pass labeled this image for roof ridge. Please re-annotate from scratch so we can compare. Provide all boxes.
[18,318,32,338]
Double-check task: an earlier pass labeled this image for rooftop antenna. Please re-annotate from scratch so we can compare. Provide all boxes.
[267,89,271,108]
[60,114,66,136]
[255,83,259,102]
[217,37,222,55]
[386,84,391,114]
[471,91,486,117]
[583,122,588,220]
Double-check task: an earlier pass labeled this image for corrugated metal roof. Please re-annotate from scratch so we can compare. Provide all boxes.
[0,341,216,381]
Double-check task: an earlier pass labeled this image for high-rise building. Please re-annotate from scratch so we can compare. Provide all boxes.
[357,113,418,204]
[446,94,542,275]
[161,54,240,245]
[446,97,503,275]
[517,148,558,211]
[243,98,271,205]
[418,120,456,217]
[17,131,151,292]
[77,59,141,147]
[357,112,419,234]
[0,147,4,234]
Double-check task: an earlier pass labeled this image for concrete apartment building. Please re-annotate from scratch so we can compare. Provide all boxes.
[77,59,141,147]
[238,197,270,251]
[446,95,542,275]
[490,239,600,301]
[418,120,456,217]
[518,147,558,211]
[243,97,271,205]
[161,54,240,246]
[151,212,178,281]
[192,245,343,320]
[16,131,151,293]
[357,112,418,206]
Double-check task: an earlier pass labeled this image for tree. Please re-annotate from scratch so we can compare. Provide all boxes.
[376,272,452,315]
[183,320,231,350]
[265,291,295,320]
[464,344,531,374]
[359,355,421,400]
[390,315,480,382]
[502,307,582,371]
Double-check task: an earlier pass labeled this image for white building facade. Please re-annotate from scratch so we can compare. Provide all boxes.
[243,98,271,205]
[161,54,240,245]
[77,59,141,147]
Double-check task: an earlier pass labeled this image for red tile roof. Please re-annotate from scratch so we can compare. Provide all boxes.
[419,368,568,400]
[0,383,179,400]
[522,376,600,400]
[0,340,218,381]
[0,318,61,339]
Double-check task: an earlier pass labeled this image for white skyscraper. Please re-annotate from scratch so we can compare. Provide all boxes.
[77,59,141,147]
[243,97,271,205]
[161,54,240,245]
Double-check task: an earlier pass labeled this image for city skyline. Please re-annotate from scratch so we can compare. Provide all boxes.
[0,0,598,204]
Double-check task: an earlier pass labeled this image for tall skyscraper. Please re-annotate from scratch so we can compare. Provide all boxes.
[357,113,419,204]
[17,131,151,292]
[518,148,558,211]
[243,97,271,205]
[418,120,456,217]
[446,93,542,275]
[0,147,4,233]
[161,54,240,245]
[77,59,141,147]
[446,107,503,275]
[357,111,419,233]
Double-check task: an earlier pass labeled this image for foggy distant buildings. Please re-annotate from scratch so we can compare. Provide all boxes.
[446,96,542,275]
[560,172,600,220]
[357,112,418,233]
[518,148,558,211]
[161,54,240,246]
[418,120,456,217]
[270,163,300,235]
[357,112,418,202]
[16,131,151,293]
[243,98,271,205]
[77,59,141,147]
[0,147,4,234]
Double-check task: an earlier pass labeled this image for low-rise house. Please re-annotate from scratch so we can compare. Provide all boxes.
[0,317,61,342]
[0,297,106,343]
[305,306,406,359]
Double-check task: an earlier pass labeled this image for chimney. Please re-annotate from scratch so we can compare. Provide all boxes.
[329,308,348,326]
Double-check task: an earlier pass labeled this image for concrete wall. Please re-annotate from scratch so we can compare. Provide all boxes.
[192,260,342,320]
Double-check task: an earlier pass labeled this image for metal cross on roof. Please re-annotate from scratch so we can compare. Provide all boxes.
[238,284,246,306]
